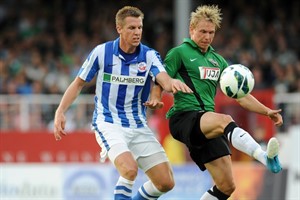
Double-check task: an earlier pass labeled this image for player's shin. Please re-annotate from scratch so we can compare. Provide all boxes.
[224,122,266,165]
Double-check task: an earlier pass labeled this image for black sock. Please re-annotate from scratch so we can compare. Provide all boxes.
[207,185,230,200]
[224,121,238,143]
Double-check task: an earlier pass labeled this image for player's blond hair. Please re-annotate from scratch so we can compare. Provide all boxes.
[190,5,222,29]
[116,6,144,27]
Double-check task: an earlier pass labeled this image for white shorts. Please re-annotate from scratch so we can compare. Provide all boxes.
[93,121,168,171]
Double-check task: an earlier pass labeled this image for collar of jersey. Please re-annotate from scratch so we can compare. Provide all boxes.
[113,37,146,63]
[183,38,215,53]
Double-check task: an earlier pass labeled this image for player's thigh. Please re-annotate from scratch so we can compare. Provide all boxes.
[146,162,174,184]
[200,112,233,139]
[204,155,234,187]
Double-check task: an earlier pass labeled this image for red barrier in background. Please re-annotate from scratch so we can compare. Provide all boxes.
[0,89,276,163]
[0,131,100,163]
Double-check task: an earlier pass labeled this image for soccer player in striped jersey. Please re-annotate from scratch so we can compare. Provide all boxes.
[163,5,283,200]
[53,6,192,200]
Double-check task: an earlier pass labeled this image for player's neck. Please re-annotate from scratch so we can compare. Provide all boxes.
[119,41,137,54]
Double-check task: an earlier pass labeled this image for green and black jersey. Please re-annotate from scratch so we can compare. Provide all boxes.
[164,38,228,118]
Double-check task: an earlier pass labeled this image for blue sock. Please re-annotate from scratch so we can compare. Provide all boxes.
[132,181,163,200]
[114,176,134,200]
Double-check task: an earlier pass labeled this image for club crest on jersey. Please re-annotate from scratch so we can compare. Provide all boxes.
[199,66,220,81]
[138,62,147,73]
[208,59,219,67]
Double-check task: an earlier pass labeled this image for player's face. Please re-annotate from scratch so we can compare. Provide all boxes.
[117,16,143,53]
[190,19,216,53]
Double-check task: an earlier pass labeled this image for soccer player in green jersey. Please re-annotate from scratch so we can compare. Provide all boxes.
[163,5,283,200]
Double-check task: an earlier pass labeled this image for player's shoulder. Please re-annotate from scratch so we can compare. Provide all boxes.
[89,40,116,57]
[139,43,162,60]
[140,43,155,54]
[176,42,190,50]
[140,42,150,50]
[165,43,189,59]
[91,43,106,53]
[209,48,227,65]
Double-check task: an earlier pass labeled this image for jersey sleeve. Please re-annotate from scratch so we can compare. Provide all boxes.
[148,50,166,81]
[164,47,182,78]
[77,45,102,82]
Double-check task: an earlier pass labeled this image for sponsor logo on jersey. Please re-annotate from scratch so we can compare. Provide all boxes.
[199,67,220,81]
[103,73,145,86]
[138,62,147,73]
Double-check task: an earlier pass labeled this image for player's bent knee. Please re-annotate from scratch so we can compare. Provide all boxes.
[155,179,175,192]
[222,114,234,124]
[122,167,138,180]
[220,114,235,130]
[117,161,138,180]
[153,173,175,193]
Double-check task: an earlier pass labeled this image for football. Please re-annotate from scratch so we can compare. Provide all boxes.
[219,64,255,99]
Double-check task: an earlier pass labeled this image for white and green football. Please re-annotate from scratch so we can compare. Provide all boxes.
[220,64,255,99]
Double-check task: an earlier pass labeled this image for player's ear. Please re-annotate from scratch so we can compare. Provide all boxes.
[116,25,122,34]
[189,23,195,33]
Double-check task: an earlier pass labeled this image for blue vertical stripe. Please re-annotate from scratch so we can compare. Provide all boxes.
[92,96,99,125]
[117,60,130,127]
[132,71,147,128]
[77,47,99,82]
[102,41,114,123]
[86,58,99,82]
[132,86,143,128]
[140,76,152,118]
[92,122,110,152]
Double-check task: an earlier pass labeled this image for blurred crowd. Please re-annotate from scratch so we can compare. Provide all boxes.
[211,0,300,93]
[0,0,300,94]
[0,0,299,95]
[1,0,298,165]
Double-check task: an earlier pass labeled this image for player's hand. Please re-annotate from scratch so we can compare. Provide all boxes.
[53,111,67,141]
[170,79,193,94]
[143,99,164,110]
[267,109,283,126]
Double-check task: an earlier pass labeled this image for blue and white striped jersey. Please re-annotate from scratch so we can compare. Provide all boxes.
[77,38,166,128]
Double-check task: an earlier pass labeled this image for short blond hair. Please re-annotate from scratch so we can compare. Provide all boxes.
[116,6,144,27]
[190,5,222,29]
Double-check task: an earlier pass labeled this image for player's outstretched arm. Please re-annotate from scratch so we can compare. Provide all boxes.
[236,94,283,126]
[155,72,193,94]
[54,77,86,140]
